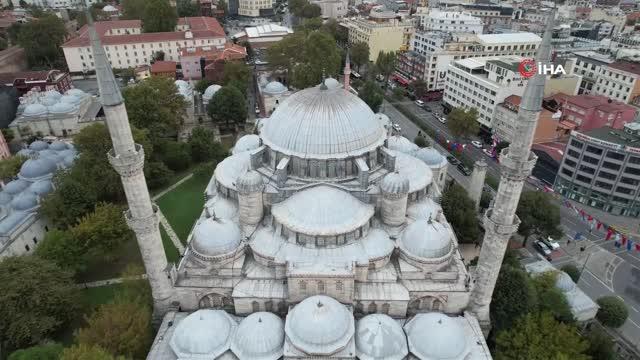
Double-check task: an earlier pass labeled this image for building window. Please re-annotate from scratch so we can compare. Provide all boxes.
[629,156,640,164]
[33,237,37,244]
[45,226,49,232]
[565,159,577,168]
[570,139,583,149]
[561,168,574,177]
[582,155,599,165]
[620,177,639,186]
[336,281,343,291]
[585,145,603,155]
[576,174,592,184]
[595,181,612,190]
[625,167,640,176]
[616,186,634,195]
[317,281,325,292]
[598,171,617,180]
[567,149,581,158]
[602,161,621,171]
[605,151,625,161]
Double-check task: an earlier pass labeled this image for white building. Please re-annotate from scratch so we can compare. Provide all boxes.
[418,9,484,34]
[10,0,98,9]
[592,60,640,106]
[232,24,294,49]
[311,0,348,18]
[443,56,528,128]
[62,17,226,73]
[238,0,274,17]
[0,140,76,258]
[343,12,415,62]
[572,50,614,95]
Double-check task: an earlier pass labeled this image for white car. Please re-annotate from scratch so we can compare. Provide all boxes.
[471,140,483,148]
[542,236,561,250]
[483,148,493,157]
[438,116,446,124]
[415,99,425,107]
[392,123,401,133]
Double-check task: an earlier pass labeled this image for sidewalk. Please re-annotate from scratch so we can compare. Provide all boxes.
[565,198,640,238]
[77,274,147,288]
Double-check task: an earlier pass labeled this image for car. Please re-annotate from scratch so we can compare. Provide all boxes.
[533,240,552,258]
[541,236,560,251]
[255,106,260,115]
[447,155,460,165]
[392,123,401,133]
[415,99,425,107]
[437,115,446,123]
[457,163,472,176]
[425,106,433,112]
[471,140,483,148]
[483,148,493,157]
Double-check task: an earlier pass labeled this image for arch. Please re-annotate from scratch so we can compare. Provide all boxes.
[198,293,233,309]
[432,299,443,311]
[251,300,260,312]
[381,303,390,314]
[278,301,287,313]
[367,302,377,313]
[265,300,274,311]
[355,301,364,314]
[407,296,446,315]
[317,280,325,292]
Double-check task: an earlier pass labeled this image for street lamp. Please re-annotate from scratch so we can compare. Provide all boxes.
[577,242,600,282]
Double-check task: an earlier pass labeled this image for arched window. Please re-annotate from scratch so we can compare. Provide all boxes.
[432,299,443,311]
[381,303,390,314]
[251,301,260,312]
[356,302,364,314]
[265,300,273,311]
[299,280,307,291]
[368,302,377,313]
[317,280,325,292]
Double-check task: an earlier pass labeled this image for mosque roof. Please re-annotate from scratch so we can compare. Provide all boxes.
[263,81,287,95]
[381,171,410,194]
[387,135,418,154]
[400,219,452,259]
[170,309,237,359]
[404,313,469,360]
[231,312,285,360]
[191,217,242,257]
[355,314,408,360]
[19,157,57,180]
[232,134,261,154]
[414,147,447,167]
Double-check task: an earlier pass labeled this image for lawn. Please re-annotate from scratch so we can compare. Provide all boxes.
[160,225,181,264]
[157,174,210,244]
[76,235,144,283]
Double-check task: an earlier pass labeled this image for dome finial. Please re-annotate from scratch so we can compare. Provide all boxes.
[320,69,328,90]
[317,300,324,308]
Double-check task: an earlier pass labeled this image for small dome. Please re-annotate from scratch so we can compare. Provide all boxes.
[232,134,261,154]
[176,81,194,100]
[231,312,284,360]
[40,96,58,107]
[29,140,49,151]
[407,198,440,221]
[28,180,53,195]
[258,74,269,87]
[59,94,82,106]
[49,101,77,114]
[387,136,419,154]
[203,84,222,101]
[192,217,241,256]
[175,79,189,88]
[10,191,38,211]
[19,157,57,179]
[380,171,409,194]
[3,179,30,195]
[65,88,87,98]
[236,170,263,193]
[556,271,576,293]
[324,77,341,89]
[414,147,446,166]
[62,155,75,168]
[0,192,12,205]
[263,81,287,95]
[49,141,68,151]
[356,314,408,360]
[205,195,238,220]
[285,295,354,355]
[170,309,237,359]
[401,219,451,259]
[16,149,34,158]
[405,313,468,360]
[44,90,62,100]
[23,103,48,117]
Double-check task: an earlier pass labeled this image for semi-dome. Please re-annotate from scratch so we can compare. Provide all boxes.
[170,309,237,359]
[59,94,82,106]
[10,191,38,211]
[401,219,451,259]
[40,96,58,107]
[237,170,263,193]
[23,103,48,117]
[176,80,194,100]
[405,313,468,360]
[261,83,386,158]
[49,101,77,114]
[231,312,284,360]
[263,81,287,95]
[16,149,34,158]
[414,147,446,166]
[271,185,374,237]
[28,180,53,195]
[355,314,408,360]
[203,84,222,102]
[191,217,242,256]
[44,90,62,100]
[0,192,12,205]
[19,157,57,179]
[49,141,68,151]
[232,134,261,154]
[380,171,409,194]
[62,155,75,168]
[556,271,576,293]
[387,136,418,154]
[29,140,49,151]
[407,198,441,221]
[285,295,355,355]
[3,179,30,194]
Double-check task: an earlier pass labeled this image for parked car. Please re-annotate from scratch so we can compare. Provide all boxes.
[438,116,446,124]
[533,240,552,259]
[447,155,460,165]
[483,148,493,157]
[542,236,561,250]
[457,163,472,176]
[415,99,425,107]
[425,106,432,112]
[471,140,483,149]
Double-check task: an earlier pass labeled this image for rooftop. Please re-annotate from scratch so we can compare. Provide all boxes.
[0,70,67,85]
[581,126,640,147]
[608,60,640,76]
[151,61,177,73]
[477,32,541,45]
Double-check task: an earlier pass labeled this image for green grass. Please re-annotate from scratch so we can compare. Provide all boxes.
[160,225,181,264]
[157,174,209,243]
[76,235,144,283]
[485,175,499,190]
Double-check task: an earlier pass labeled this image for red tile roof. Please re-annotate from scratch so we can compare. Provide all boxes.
[151,61,177,73]
[63,17,224,48]
[503,94,521,106]
[607,60,640,77]
[181,43,247,61]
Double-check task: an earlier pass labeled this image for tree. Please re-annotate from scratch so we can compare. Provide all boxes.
[188,127,227,162]
[491,266,538,333]
[156,140,192,171]
[446,107,479,139]
[217,0,227,12]
[207,86,247,126]
[516,191,563,246]
[177,0,200,16]
[222,62,251,93]
[359,80,383,112]
[144,161,174,189]
[71,203,134,258]
[300,3,321,18]
[495,312,590,360]
[414,135,428,148]
[8,343,63,360]
[7,22,22,44]
[76,300,153,359]
[35,229,87,274]
[479,191,492,211]
[350,42,370,72]
[374,51,396,88]
[61,344,123,360]
[410,79,428,99]
[584,327,616,360]
[561,264,581,282]
[392,87,405,101]
[532,272,574,324]
[17,14,66,67]
[142,0,178,33]
[122,0,146,20]
[289,0,308,16]
[195,79,213,94]
[40,173,99,229]
[596,296,629,328]
[0,155,26,180]
[0,256,80,351]
[440,183,481,243]
[300,17,323,32]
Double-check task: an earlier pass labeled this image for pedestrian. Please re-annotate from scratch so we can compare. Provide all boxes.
[567,239,571,246]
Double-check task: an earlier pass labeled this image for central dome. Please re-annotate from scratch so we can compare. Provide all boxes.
[261,83,386,158]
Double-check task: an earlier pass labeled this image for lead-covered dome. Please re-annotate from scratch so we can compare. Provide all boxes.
[387,136,418,154]
[405,313,468,360]
[232,134,261,154]
[401,219,451,259]
[29,140,49,151]
[23,103,48,117]
[59,94,82,106]
[263,81,287,95]
[49,141,68,151]
[3,179,29,195]
[356,314,408,360]
[28,180,53,195]
[285,295,354,355]
[170,309,237,359]
[10,191,38,211]
[381,171,409,194]
[237,170,263,193]
[19,157,57,180]
[0,192,12,205]
[261,83,386,158]
[203,84,221,102]
[191,217,241,257]
[231,312,284,360]
[414,147,446,166]
[556,271,576,293]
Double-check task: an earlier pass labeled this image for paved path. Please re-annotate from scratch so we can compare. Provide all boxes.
[152,173,193,201]
[158,210,186,254]
[78,274,147,288]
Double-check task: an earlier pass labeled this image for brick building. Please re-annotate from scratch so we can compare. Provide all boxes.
[0,70,72,96]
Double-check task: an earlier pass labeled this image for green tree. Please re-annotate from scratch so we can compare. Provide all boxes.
[60,344,123,360]
[157,140,192,171]
[495,140,509,155]
[8,343,63,360]
[479,191,492,211]
[300,3,321,18]
[142,0,178,33]
[299,17,323,32]
[414,135,428,148]
[222,62,251,93]
[144,161,174,189]
[35,229,86,274]
[410,79,428,99]
[289,0,307,16]
[392,86,404,101]
[561,264,581,282]
[7,22,22,44]
[359,80,383,112]
[17,14,66,67]
[532,272,574,324]
[374,50,396,89]
[71,203,133,258]
[195,79,213,94]
[76,300,153,359]
[516,191,563,246]
[596,296,629,328]
[440,183,481,243]
[40,173,99,229]
[0,256,80,351]
[116,264,152,306]
[495,312,590,360]
[177,0,200,16]
[122,0,146,19]
[0,155,26,180]
[491,266,538,333]
[446,107,479,139]
[350,42,370,72]
[188,127,227,162]
[584,327,616,360]
[207,86,247,126]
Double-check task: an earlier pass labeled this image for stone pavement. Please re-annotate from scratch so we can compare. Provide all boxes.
[157,210,186,254]
[78,274,147,288]
[152,173,193,201]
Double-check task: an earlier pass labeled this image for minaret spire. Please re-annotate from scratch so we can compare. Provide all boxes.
[468,9,555,335]
[344,48,351,91]
[86,6,174,317]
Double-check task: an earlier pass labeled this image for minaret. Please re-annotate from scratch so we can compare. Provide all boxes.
[468,11,555,333]
[87,12,174,316]
[343,49,351,91]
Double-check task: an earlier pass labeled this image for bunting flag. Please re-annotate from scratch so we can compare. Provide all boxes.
[587,215,593,221]
[606,228,613,240]
[628,239,634,251]
[597,222,603,230]
[622,235,627,246]
[635,243,640,251]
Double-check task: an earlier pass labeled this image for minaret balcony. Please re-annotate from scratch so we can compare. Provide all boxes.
[498,148,538,180]
[483,209,520,235]
[108,144,145,177]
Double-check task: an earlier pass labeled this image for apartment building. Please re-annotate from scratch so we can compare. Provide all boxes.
[554,123,640,217]
[572,51,613,94]
[417,9,483,34]
[403,31,540,91]
[461,4,514,33]
[238,0,274,17]
[62,17,226,73]
[547,93,637,131]
[593,60,640,106]
[493,95,565,144]
[342,12,414,62]
[311,0,348,18]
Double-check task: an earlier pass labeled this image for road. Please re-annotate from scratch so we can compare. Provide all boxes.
[383,96,640,349]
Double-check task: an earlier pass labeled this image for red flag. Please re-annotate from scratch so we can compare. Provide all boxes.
[587,215,593,221]
[622,235,627,246]
[597,222,603,230]
[606,228,613,240]
[635,243,640,251]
